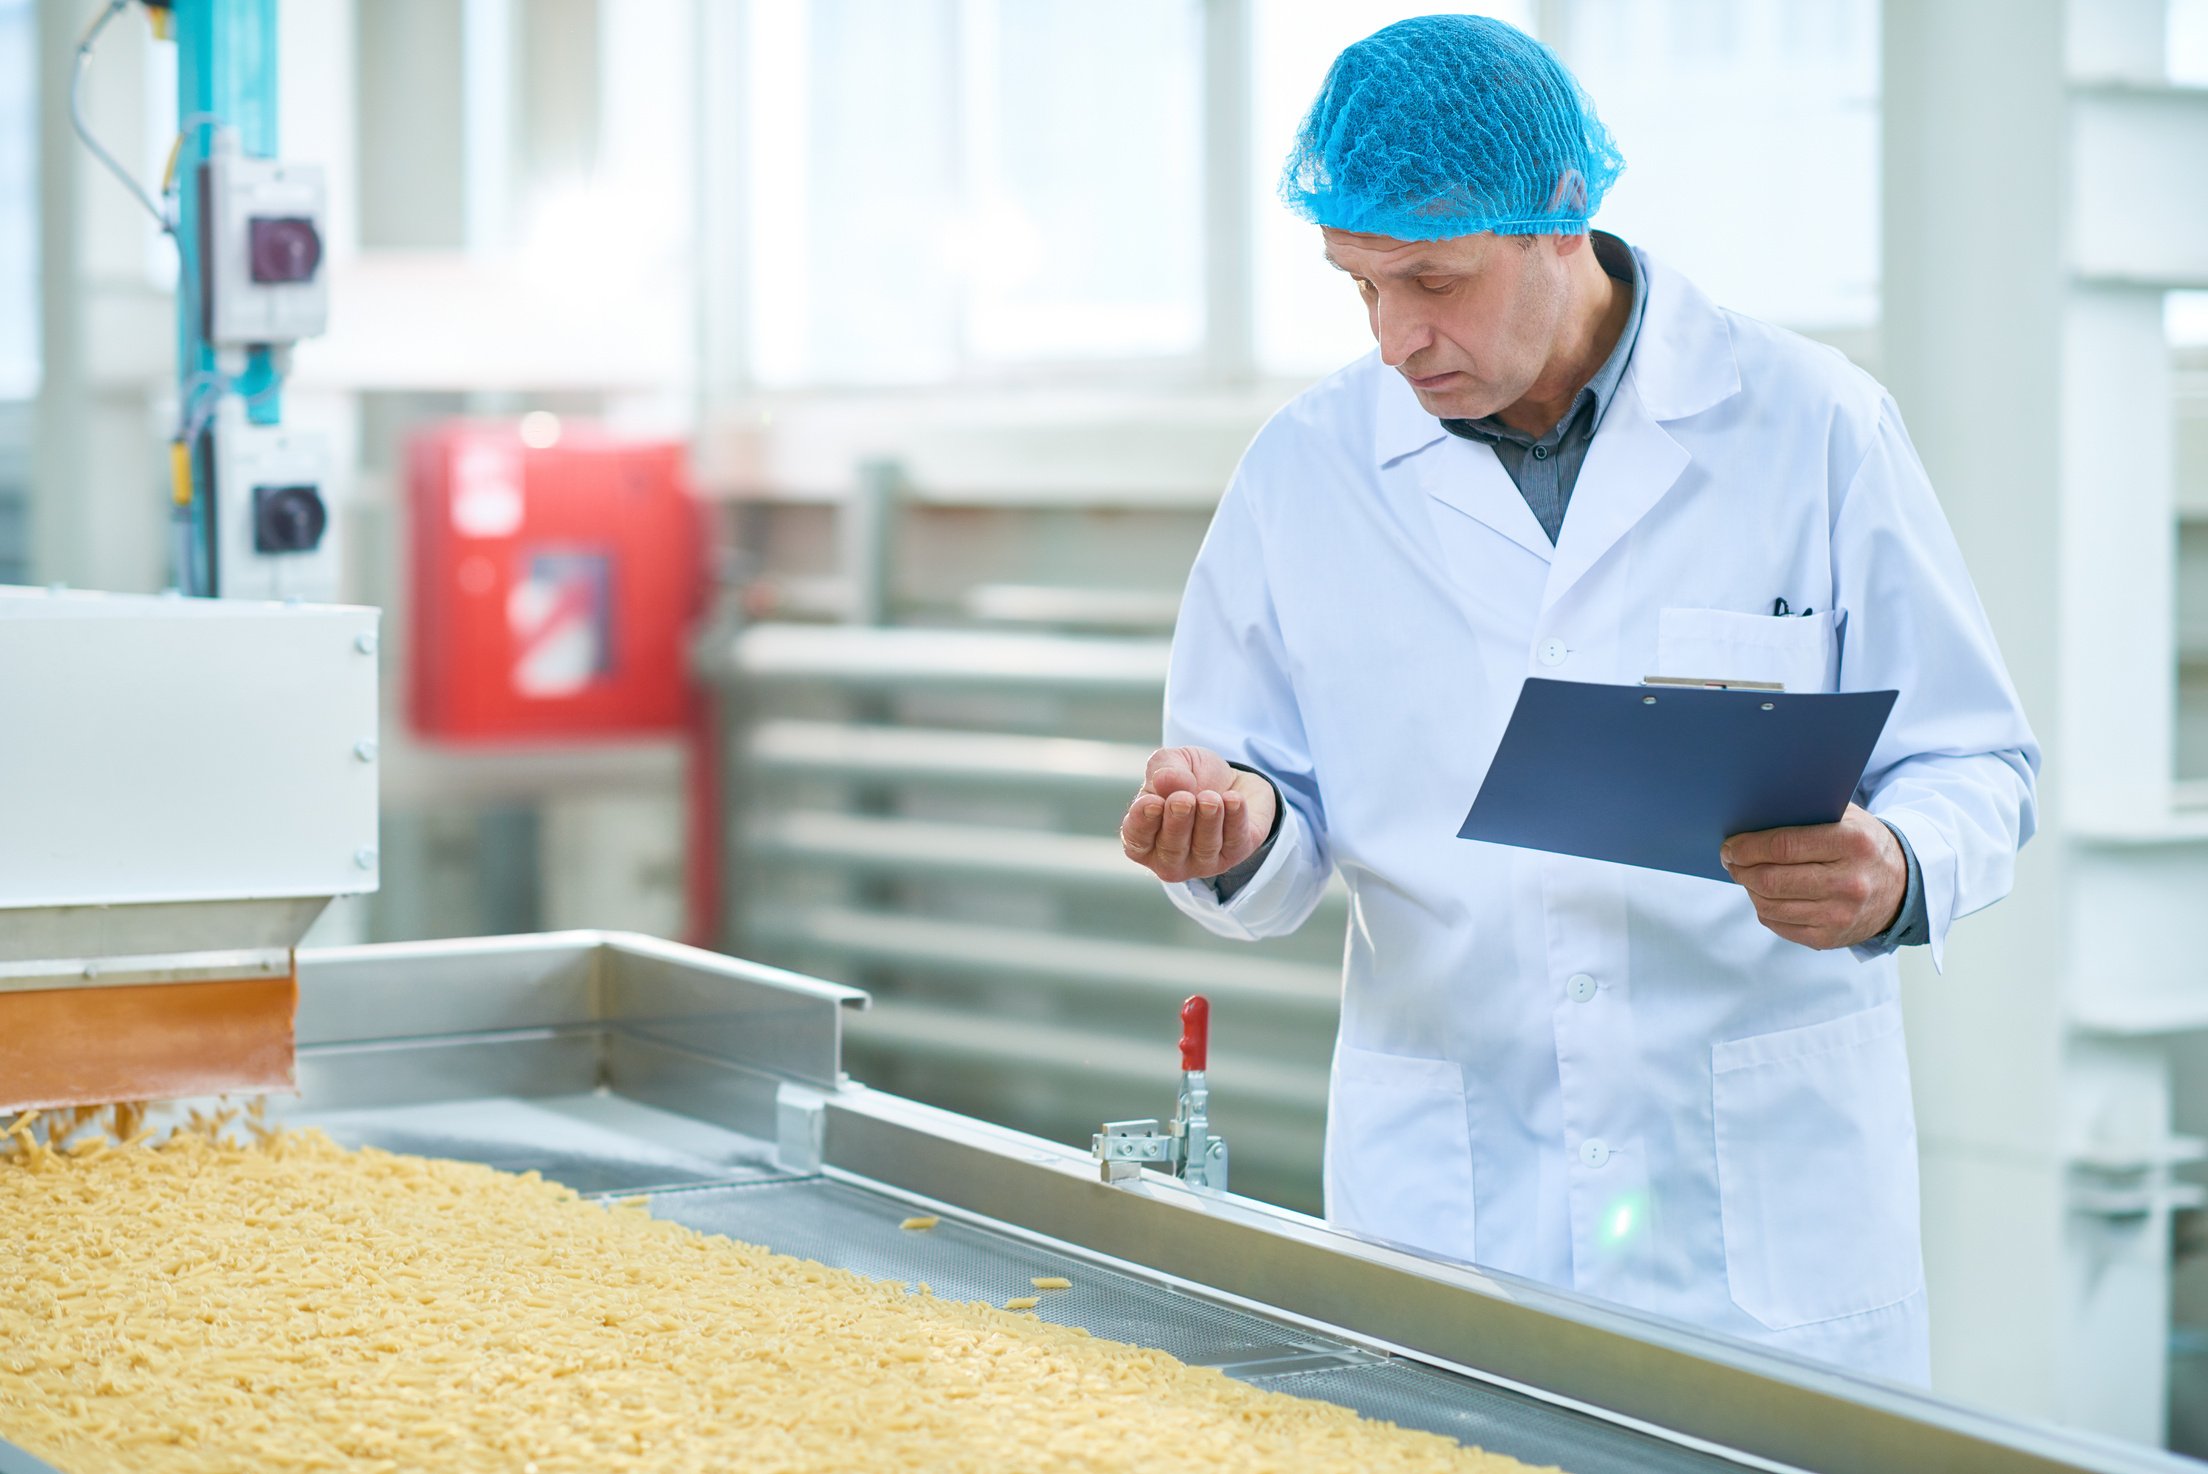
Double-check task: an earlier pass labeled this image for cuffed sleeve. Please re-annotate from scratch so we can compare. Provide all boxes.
[1852,818,1929,958]
[1207,762,1284,903]
[1161,478,1335,940]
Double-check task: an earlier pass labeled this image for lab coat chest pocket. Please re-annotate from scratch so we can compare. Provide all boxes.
[1712,1000,1923,1329]
[1656,607,1842,693]
[1324,1046,1477,1265]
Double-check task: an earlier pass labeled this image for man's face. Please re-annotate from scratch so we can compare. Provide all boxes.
[1321,227,1570,421]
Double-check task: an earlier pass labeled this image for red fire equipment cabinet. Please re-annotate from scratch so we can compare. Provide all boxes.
[406,424,706,743]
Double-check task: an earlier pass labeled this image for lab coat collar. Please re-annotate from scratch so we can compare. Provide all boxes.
[1537,249,1740,611]
[1373,357,1448,468]
[1371,247,1743,603]
[1371,370,1549,564]
[1619,247,1740,423]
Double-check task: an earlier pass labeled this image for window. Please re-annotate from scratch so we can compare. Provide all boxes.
[719,0,1885,389]
[1565,0,1879,332]
[743,0,1204,387]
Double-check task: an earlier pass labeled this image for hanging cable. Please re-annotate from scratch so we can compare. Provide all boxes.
[159,112,225,220]
[70,0,175,235]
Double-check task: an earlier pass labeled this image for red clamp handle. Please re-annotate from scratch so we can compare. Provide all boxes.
[1179,995,1210,1072]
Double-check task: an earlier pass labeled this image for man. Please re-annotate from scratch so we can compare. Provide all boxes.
[1118,16,2036,1385]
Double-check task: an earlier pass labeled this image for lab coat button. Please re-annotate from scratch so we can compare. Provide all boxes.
[1568,972,1597,1003]
[1537,638,1568,667]
[1579,1138,1610,1168]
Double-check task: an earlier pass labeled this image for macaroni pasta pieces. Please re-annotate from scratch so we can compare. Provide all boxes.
[0,1111,1555,1473]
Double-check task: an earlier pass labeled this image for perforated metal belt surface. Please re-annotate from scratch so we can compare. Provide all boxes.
[644,1177,1754,1474]
[287,1092,1763,1474]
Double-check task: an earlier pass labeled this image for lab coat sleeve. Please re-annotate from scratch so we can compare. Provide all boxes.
[1159,475,1335,941]
[1836,396,2041,972]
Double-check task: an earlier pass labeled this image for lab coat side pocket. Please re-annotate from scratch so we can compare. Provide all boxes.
[1711,999,1924,1329]
[1323,1046,1477,1266]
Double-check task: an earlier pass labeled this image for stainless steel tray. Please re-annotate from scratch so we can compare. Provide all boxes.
[3,932,2193,1474]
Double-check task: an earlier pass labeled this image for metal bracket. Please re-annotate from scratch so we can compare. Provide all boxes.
[1093,1118,1177,1183]
[1174,1068,1229,1194]
[775,1082,828,1175]
[1090,1050,1230,1192]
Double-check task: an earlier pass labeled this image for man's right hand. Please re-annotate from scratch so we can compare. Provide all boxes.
[1119,746,1278,884]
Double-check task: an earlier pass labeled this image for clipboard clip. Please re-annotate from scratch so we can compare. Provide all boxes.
[1639,675,1786,693]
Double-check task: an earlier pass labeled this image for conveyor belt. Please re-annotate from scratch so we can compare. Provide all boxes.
[649,1177,1760,1474]
[291,1091,1773,1474]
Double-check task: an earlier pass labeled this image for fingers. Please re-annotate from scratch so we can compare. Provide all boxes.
[1741,892,1855,949]
[1721,821,1853,869]
[1120,788,1243,881]
[1186,791,1228,873]
[1726,858,1851,902]
[1758,919,1829,950]
[1744,896,1847,929]
[1120,793,1164,862]
[1732,854,1895,950]
[1733,863,1868,939]
[1144,746,1206,799]
[1726,804,1900,952]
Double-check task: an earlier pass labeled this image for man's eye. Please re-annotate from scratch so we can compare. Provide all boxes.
[1418,278,1452,294]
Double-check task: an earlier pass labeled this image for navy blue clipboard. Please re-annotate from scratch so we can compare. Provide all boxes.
[1458,678,1899,883]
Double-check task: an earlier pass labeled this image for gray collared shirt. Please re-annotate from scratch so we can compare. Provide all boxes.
[1208,232,1927,953]
[1440,230,1646,544]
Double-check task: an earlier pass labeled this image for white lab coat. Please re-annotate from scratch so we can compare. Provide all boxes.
[1163,248,2038,1385]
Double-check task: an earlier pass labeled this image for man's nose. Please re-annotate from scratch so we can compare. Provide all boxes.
[1375,301,1433,368]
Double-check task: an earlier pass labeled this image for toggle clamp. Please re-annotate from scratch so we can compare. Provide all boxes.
[1092,995,1229,1192]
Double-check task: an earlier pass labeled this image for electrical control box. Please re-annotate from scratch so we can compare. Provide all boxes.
[201,145,328,346]
[212,399,338,603]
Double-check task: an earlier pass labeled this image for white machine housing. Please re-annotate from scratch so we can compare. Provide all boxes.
[0,587,379,968]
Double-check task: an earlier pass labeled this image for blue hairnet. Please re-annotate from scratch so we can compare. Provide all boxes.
[1279,15,1623,241]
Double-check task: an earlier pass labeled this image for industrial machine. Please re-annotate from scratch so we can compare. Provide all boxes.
[3,587,2201,1474]
[0,586,377,1110]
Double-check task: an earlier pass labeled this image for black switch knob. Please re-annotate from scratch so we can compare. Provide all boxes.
[252,484,327,554]
[248,216,322,284]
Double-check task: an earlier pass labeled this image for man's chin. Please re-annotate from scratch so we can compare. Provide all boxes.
[1407,381,1494,420]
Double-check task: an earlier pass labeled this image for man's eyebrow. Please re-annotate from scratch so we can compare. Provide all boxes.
[1321,251,1455,279]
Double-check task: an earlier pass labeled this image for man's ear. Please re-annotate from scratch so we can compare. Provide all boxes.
[1546,167,1590,217]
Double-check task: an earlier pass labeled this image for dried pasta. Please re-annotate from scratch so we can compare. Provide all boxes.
[898,1215,938,1231]
[0,1111,1559,1474]
[1031,1276,1071,1291]
[1002,1297,1040,1311]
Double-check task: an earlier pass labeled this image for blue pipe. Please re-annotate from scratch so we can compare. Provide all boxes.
[171,0,280,591]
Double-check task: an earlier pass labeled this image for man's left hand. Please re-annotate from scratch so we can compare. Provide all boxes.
[1720,804,1906,951]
